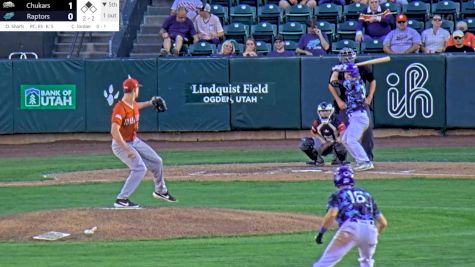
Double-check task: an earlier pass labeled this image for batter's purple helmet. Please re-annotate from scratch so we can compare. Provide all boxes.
[333,165,355,187]
[344,63,360,77]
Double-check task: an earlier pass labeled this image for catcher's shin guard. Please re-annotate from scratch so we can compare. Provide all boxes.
[299,137,322,162]
[333,143,348,162]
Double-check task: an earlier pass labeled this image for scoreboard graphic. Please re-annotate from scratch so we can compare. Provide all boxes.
[0,0,119,31]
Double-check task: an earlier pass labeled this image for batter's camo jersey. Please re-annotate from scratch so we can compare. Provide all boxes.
[327,187,381,226]
[333,65,374,113]
[111,100,139,142]
[311,114,345,143]
[343,79,366,115]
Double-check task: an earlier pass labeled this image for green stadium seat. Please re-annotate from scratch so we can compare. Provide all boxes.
[343,3,367,21]
[252,22,277,43]
[285,4,312,23]
[189,41,216,56]
[332,39,360,54]
[279,21,306,42]
[315,3,342,24]
[225,22,249,44]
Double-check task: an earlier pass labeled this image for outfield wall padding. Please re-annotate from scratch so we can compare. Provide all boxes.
[85,59,158,132]
[12,60,86,133]
[373,55,446,128]
[445,54,475,128]
[229,57,300,129]
[157,58,231,131]
[0,61,13,134]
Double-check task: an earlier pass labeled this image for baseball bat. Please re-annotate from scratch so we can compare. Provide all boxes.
[355,56,391,67]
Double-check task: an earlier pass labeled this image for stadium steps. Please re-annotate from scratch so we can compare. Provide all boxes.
[129,0,173,57]
[51,0,125,58]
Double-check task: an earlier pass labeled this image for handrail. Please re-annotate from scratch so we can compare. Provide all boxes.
[8,52,39,59]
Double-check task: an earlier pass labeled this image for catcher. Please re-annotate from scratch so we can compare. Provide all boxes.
[299,101,348,166]
[110,77,175,209]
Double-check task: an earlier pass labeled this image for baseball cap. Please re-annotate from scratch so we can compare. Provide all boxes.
[396,14,407,22]
[456,21,468,32]
[123,78,141,92]
[453,30,464,38]
[201,3,211,12]
[274,34,284,42]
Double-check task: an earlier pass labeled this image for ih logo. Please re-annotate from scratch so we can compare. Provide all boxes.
[386,63,433,119]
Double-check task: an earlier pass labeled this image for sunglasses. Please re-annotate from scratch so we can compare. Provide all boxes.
[433,18,442,21]
[454,36,463,40]
[397,21,407,24]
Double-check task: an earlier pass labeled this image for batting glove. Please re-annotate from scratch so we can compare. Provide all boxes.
[315,232,324,244]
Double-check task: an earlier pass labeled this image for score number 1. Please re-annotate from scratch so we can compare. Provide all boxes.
[68,2,74,21]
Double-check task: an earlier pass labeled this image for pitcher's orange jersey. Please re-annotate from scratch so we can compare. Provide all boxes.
[111,100,140,142]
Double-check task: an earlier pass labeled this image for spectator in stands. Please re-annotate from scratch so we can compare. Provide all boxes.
[447,21,475,49]
[243,37,258,57]
[355,0,394,43]
[193,4,224,45]
[279,0,317,10]
[445,30,475,53]
[420,15,449,54]
[319,0,345,6]
[296,20,330,56]
[216,40,236,57]
[383,14,421,54]
[160,7,198,56]
[267,35,295,57]
[171,0,202,20]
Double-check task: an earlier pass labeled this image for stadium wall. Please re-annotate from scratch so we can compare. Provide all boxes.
[1,54,474,135]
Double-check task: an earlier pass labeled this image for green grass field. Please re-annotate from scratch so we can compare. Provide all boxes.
[1,147,474,266]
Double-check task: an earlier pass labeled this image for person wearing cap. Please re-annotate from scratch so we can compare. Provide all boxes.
[279,0,317,10]
[171,0,202,19]
[160,7,198,56]
[110,77,177,209]
[355,0,394,43]
[267,35,296,57]
[420,15,450,53]
[296,20,330,56]
[383,14,421,54]
[445,30,475,53]
[446,21,475,49]
[193,4,224,45]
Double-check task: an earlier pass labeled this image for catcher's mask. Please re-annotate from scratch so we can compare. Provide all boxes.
[317,102,334,124]
[333,165,355,188]
[339,47,356,64]
[122,78,141,93]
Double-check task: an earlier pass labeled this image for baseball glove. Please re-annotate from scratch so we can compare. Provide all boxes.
[151,96,167,112]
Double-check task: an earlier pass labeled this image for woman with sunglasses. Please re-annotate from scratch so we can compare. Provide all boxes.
[420,15,450,54]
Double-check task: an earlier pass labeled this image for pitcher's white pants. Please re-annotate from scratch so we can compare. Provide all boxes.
[112,138,167,199]
[313,220,378,267]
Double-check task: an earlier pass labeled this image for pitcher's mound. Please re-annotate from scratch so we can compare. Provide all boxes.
[0,207,322,241]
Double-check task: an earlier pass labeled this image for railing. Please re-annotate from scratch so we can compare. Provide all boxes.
[8,52,39,59]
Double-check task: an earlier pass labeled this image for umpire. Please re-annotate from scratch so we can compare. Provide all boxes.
[328,48,376,161]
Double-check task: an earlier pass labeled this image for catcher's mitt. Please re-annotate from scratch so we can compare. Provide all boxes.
[151,96,167,112]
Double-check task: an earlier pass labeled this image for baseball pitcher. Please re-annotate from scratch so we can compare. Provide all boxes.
[110,77,176,209]
[299,101,348,166]
[313,165,388,267]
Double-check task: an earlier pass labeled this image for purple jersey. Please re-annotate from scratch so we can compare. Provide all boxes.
[297,33,329,56]
[162,15,196,41]
[343,78,366,114]
[327,187,381,226]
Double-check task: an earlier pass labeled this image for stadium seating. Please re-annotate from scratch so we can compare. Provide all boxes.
[380,2,401,14]
[317,21,337,42]
[403,1,430,22]
[279,21,306,42]
[252,21,277,43]
[210,0,235,7]
[431,1,460,22]
[408,19,425,34]
[460,1,475,20]
[189,41,216,56]
[344,3,367,21]
[258,3,282,25]
[332,39,360,54]
[315,4,342,24]
[285,4,312,23]
[224,22,249,43]
[256,40,272,54]
[211,4,229,25]
[337,20,359,40]
[230,4,257,25]
[284,40,298,51]
[361,39,384,54]
[465,18,475,34]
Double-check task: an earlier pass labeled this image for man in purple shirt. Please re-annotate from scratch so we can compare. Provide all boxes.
[383,14,421,54]
[296,20,330,56]
[267,35,296,57]
[160,7,198,56]
[356,0,394,43]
